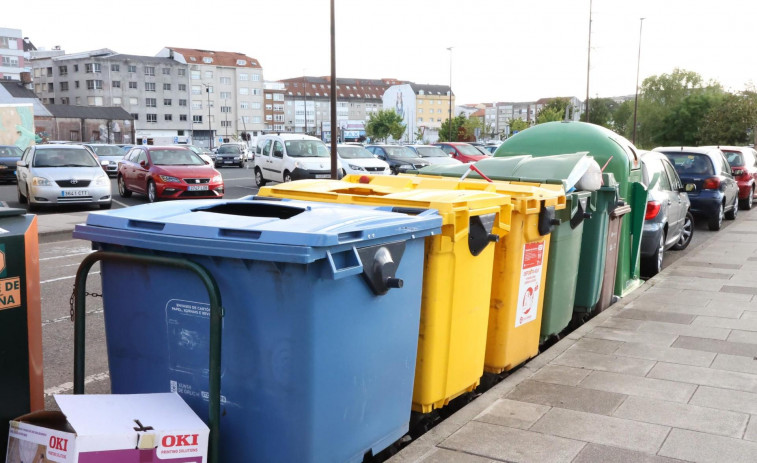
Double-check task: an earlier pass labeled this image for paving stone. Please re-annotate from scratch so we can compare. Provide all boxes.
[530,407,669,454]
[729,330,757,344]
[648,362,757,393]
[585,326,678,346]
[744,417,757,442]
[689,386,757,415]
[579,370,696,403]
[473,398,551,430]
[552,349,657,376]
[691,289,754,302]
[617,308,696,324]
[601,317,644,330]
[613,395,748,438]
[631,301,743,319]
[672,336,757,357]
[659,428,757,462]
[614,342,716,367]
[693,316,757,332]
[530,365,592,386]
[650,277,725,292]
[722,285,757,295]
[570,338,623,355]
[710,354,757,375]
[682,261,742,270]
[439,421,585,463]
[506,380,626,415]
[633,290,711,307]
[417,449,497,463]
[637,320,731,340]
[572,443,684,463]
[669,269,733,280]
[740,311,757,320]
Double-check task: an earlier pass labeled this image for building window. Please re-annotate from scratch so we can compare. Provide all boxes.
[111,64,120,72]
[191,101,202,110]
[178,68,186,76]
[164,114,173,121]
[86,80,103,90]
[220,77,231,85]
[252,73,260,81]
[239,73,249,81]
[60,97,69,105]
[58,65,68,75]
[87,96,103,106]
[204,71,213,79]
[164,99,172,106]
[240,102,249,109]
[179,99,187,106]
[241,116,250,123]
[193,115,203,123]
[265,104,272,110]
[191,85,201,95]
[203,57,213,64]
[146,98,157,107]
[145,82,156,92]
[73,64,79,72]
[146,114,157,123]
[236,59,246,66]
[178,84,187,91]
[129,81,137,89]
[113,97,121,105]
[252,116,261,123]
[129,97,138,105]
[144,66,155,76]
[127,65,136,73]
[220,106,231,113]
[69,130,79,141]
[112,81,120,88]
[251,102,261,109]
[85,63,101,73]
[180,114,187,121]
[163,83,171,91]
[220,91,231,99]
[265,94,272,100]
[191,71,201,80]
[221,120,232,127]
[273,94,284,101]
[252,89,261,95]
[418,117,423,122]
[265,115,272,121]
[162,68,171,75]
[239,88,249,95]
[60,82,69,91]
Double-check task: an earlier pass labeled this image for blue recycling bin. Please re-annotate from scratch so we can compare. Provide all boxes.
[72,198,441,463]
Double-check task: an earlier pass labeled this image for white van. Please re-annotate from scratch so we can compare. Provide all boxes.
[253,134,341,186]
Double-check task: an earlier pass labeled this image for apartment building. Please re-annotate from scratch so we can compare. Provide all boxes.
[0,27,25,80]
[263,81,286,132]
[383,83,454,143]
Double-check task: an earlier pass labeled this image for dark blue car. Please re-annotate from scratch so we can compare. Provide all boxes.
[654,146,739,231]
[0,145,23,183]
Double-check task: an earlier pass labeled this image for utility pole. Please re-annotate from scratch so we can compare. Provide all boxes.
[632,18,645,145]
[447,46,453,142]
[585,0,593,123]
[204,84,213,150]
[224,99,229,139]
[329,0,337,179]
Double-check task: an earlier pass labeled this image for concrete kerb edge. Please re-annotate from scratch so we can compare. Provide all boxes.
[39,229,74,244]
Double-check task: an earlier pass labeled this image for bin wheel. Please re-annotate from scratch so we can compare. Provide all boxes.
[147,180,158,203]
[118,175,132,198]
[254,167,266,187]
[708,202,724,231]
[17,185,27,204]
[671,211,694,251]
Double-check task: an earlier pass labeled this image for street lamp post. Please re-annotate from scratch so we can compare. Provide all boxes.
[204,83,213,150]
[632,17,645,145]
[224,99,229,139]
[447,46,453,142]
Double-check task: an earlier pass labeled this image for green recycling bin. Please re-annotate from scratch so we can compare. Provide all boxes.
[0,207,43,458]
[417,153,595,342]
[497,121,648,297]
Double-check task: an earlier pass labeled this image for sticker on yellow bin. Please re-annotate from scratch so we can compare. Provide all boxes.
[516,241,545,327]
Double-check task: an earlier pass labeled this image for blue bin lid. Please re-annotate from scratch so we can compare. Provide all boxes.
[73,198,441,264]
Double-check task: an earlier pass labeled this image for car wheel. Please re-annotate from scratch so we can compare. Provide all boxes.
[726,196,738,220]
[147,180,158,203]
[708,202,724,231]
[741,187,755,211]
[642,230,666,278]
[118,175,132,198]
[254,168,266,187]
[340,169,347,178]
[283,171,292,183]
[239,161,245,168]
[99,202,112,210]
[671,211,694,251]
[17,185,27,204]
[26,187,39,212]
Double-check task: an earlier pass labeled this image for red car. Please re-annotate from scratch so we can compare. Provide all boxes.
[433,142,490,163]
[714,146,757,210]
[117,145,224,202]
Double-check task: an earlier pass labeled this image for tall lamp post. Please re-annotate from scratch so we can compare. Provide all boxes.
[204,83,213,150]
[585,0,593,123]
[447,46,453,142]
[632,17,645,145]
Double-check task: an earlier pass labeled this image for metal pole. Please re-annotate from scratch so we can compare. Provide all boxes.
[206,86,213,150]
[330,0,337,179]
[224,99,228,139]
[73,251,223,463]
[447,47,453,142]
[585,0,592,123]
[632,18,645,145]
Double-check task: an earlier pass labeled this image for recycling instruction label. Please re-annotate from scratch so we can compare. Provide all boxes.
[515,241,544,327]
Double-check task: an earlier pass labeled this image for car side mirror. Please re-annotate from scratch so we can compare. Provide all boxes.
[139,160,147,167]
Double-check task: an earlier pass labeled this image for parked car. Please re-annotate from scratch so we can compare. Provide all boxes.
[0,145,23,183]
[117,145,224,202]
[364,145,430,174]
[254,133,342,186]
[705,146,757,210]
[185,145,214,164]
[433,142,490,163]
[336,144,391,176]
[82,144,126,177]
[639,151,693,277]
[482,145,499,154]
[405,145,463,166]
[654,146,739,231]
[16,144,112,211]
[117,144,135,153]
[214,144,246,168]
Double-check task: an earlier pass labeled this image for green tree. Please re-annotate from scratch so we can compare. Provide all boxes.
[438,113,468,142]
[587,98,617,129]
[536,107,563,124]
[612,100,633,137]
[658,90,724,146]
[365,109,406,142]
[540,97,573,119]
[508,118,529,134]
[699,91,757,145]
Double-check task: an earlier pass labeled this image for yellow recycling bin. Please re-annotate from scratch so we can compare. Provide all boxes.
[335,174,566,373]
[258,180,511,413]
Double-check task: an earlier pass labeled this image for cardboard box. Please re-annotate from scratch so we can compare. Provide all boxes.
[5,393,208,463]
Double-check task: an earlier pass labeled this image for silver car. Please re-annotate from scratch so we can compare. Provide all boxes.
[16,144,112,211]
[82,143,126,177]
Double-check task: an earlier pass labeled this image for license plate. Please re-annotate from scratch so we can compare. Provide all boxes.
[224,160,233,164]
[315,174,330,179]
[187,185,209,191]
[62,189,87,197]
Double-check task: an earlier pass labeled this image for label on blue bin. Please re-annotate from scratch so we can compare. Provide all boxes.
[166,299,211,375]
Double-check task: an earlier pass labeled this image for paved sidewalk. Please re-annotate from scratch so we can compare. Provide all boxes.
[35,211,88,243]
[392,208,757,463]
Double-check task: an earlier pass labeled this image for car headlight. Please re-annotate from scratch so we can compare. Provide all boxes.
[235,156,241,160]
[397,164,411,171]
[348,164,365,171]
[32,176,53,186]
[93,175,110,186]
[158,175,181,183]
[211,175,222,183]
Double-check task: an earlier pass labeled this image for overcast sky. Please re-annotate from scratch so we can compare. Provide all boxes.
[6,0,756,104]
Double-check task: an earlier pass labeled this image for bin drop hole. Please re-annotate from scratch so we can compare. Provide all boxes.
[195,203,305,219]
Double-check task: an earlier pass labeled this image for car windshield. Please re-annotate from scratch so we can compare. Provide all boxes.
[338,146,374,159]
[384,146,421,159]
[723,150,744,167]
[90,145,125,157]
[415,146,448,158]
[455,144,485,156]
[665,153,715,176]
[217,145,242,154]
[33,148,99,168]
[285,140,329,158]
[0,146,22,157]
[150,149,205,166]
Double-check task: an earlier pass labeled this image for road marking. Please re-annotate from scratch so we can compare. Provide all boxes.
[45,371,110,396]
[113,199,129,208]
[41,271,99,284]
[40,251,93,261]
[42,308,103,326]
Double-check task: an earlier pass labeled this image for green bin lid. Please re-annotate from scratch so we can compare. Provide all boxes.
[0,206,27,218]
